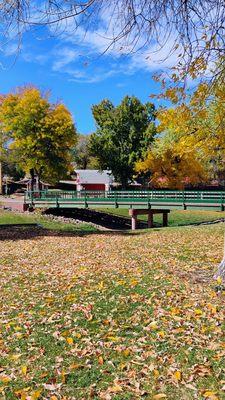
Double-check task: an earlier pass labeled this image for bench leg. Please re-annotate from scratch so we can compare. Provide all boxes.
[148,213,154,228]
[131,216,137,230]
[163,213,168,227]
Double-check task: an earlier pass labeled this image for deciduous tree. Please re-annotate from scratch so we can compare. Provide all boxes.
[0,87,77,189]
[157,82,225,184]
[137,80,225,280]
[136,130,207,189]
[72,134,99,169]
[90,96,156,188]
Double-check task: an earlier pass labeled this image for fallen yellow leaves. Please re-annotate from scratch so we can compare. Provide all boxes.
[194,308,203,316]
[14,388,42,399]
[109,384,123,393]
[69,363,81,370]
[153,369,160,378]
[66,337,73,345]
[122,349,130,357]
[216,276,222,284]
[21,365,28,375]
[203,390,219,399]
[173,370,182,382]
[148,321,158,330]
[0,375,11,383]
[1,222,225,399]
[98,356,104,365]
[106,335,120,342]
[65,294,77,302]
[10,353,22,361]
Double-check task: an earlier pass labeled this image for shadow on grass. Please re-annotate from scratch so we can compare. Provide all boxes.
[0,225,147,241]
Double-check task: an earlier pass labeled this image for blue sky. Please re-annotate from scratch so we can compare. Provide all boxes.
[0,21,175,134]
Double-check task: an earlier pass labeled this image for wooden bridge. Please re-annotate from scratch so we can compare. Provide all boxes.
[24,190,225,210]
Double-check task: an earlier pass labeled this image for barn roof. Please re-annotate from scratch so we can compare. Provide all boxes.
[75,170,113,184]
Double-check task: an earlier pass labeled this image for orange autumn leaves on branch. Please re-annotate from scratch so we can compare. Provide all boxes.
[136,81,225,188]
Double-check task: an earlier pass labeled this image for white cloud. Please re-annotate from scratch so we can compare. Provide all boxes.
[50,3,152,60]
[47,39,180,84]
[46,7,182,83]
[0,2,183,83]
[129,37,182,73]
[23,52,49,64]
[2,43,19,56]
[52,47,79,71]
[68,68,119,83]
[0,1,218,86]
[0,4,187,85]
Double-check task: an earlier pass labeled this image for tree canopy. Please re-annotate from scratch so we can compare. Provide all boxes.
[72,134,99,170]
[136,130,207,189]
[90,96,156,188]
[136,80,225,188]
[0,87,77,186]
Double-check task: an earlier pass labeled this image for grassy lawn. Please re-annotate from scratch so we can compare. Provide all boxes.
[98,208,225,226]
[1,222,225,399]
[0,209,97,233]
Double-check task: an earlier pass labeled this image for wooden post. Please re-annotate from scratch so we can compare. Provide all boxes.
[163,212,168,227]
[148,211,154,228]
[131,215,137,230]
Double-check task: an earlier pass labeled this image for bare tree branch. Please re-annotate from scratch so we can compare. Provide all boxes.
[0,1,225,83]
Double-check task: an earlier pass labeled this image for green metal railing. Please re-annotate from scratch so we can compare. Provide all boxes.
[24,189,225,210]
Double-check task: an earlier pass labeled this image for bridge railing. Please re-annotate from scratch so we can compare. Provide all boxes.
[25,189,225,205]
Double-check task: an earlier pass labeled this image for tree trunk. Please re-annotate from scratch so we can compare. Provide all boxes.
[30,168,35,192]
[37,167,44,194]
[214,258,225,280]
[0,161,2,195]
[120,177,128,190]
[214,235,225,280]
[38,176,41,192]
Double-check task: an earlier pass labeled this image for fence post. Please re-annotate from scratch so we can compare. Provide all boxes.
[84,191,88,208]
[183,191,187,210]
[30,191,34,208]
[56,193,59,208]
[221,192,224,211]
[115,192,118,208]
[148,192,151,209]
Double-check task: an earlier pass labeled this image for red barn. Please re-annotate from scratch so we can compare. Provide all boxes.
[60,169,114,191]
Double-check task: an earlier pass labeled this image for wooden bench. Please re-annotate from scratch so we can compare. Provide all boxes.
[129,208,170,230]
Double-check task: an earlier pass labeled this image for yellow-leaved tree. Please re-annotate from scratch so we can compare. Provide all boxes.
[136,130,207,189]
[137,80,225,279]
[0,87,77,190]
[157,82,225,183]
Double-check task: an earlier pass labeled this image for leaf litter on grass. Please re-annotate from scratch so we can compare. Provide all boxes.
[0,224,225,399]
